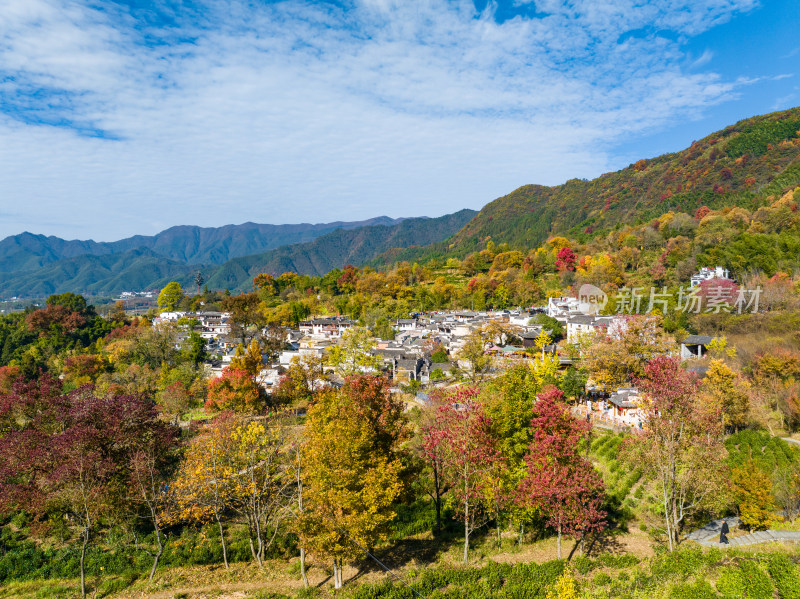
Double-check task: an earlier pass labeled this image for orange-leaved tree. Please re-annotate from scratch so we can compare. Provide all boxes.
[206,367,263,413]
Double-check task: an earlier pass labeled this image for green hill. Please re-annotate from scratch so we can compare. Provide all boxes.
[377,106,800,264]
[203,209,477,291]
[0,248,194,297]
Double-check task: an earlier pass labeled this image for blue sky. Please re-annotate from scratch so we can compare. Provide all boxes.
[0,0,797,241]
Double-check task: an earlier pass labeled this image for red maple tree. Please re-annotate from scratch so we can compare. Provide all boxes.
[516,387,606,559]
[555,247,577,272]
[422,386,504,563]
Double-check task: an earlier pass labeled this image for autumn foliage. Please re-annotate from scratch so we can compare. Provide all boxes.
[206,367,263,413]
[516,387,606,558]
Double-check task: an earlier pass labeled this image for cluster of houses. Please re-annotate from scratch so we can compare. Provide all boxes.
[147,264,732,429]
[282,310,548,385]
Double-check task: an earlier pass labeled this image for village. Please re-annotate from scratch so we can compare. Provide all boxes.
[148,265,739,432]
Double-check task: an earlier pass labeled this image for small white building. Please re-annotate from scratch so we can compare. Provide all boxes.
[394,318,419,331]
[607,387,644,427]
[546,296,583,322]
[154,311,187,322]
[299,317,355,339]
[680,335,713,359]
[690,266,731,288]
[566,315,615,342]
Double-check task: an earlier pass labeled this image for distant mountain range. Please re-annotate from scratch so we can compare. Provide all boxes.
[3,106,799,298]
[0,217,405,274]
[0,212,476,297]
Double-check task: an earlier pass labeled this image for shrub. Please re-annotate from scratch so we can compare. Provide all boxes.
[593,573,612,586]
[766,554,800,599]
[669,580,718,599]
[651,548,713,581]
[716,561,773,599]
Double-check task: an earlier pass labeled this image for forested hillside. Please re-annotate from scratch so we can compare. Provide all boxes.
[378,107,800,264]
[203,209,478,291]
[0,217,404,273]
[0,212,475,296]
[0,249,193,298]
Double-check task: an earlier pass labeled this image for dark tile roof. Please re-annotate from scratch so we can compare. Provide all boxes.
[682,334,713,345]
[609,388,640,408]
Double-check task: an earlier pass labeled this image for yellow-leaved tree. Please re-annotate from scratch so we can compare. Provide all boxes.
[168,414,237,568]
[228,417,291,567]
[229,338,264,378]
[732,460,777,530]
[700,359,750,431]
[546,568,580,599]
[326,327,379,375]
[299,375,407,590]
[534,329,552,360]
[529,353,561,389]
[582,315,672,389]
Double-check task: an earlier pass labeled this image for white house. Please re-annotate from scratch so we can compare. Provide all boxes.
[546,296,583,322]
[680,334,713,359]
[690,266,732,288]
[607,387,644,427]
[394,318,419,331]
[566,315,615,342]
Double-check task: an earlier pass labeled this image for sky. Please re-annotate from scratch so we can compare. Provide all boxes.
[0,0,798,242]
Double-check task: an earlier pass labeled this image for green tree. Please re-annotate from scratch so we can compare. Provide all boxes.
[194,271,205,296]
[529,313,563,340]
[157,282,184,313]
[222,292,267,347]
[459,327,493,382]
[327,327,379,375]
[181,330,207,365]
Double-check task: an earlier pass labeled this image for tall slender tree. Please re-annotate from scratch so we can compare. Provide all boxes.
[228,417,291,566]
[424,386,504,563]
[625,356,727,551]
[300,376,406,589]
[170,414,238,568]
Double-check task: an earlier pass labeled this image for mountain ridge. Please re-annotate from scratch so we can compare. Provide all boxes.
[0,212,476,297]
[0,216,407,273]
[4,106,800,297]
[372,106,800,265]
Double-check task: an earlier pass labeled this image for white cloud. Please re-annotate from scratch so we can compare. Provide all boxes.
[0,0,761,240]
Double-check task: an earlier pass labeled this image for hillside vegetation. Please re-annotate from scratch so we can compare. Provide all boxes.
[205,209,477,291]
[0,217,405,273]
[377,106,800,265]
